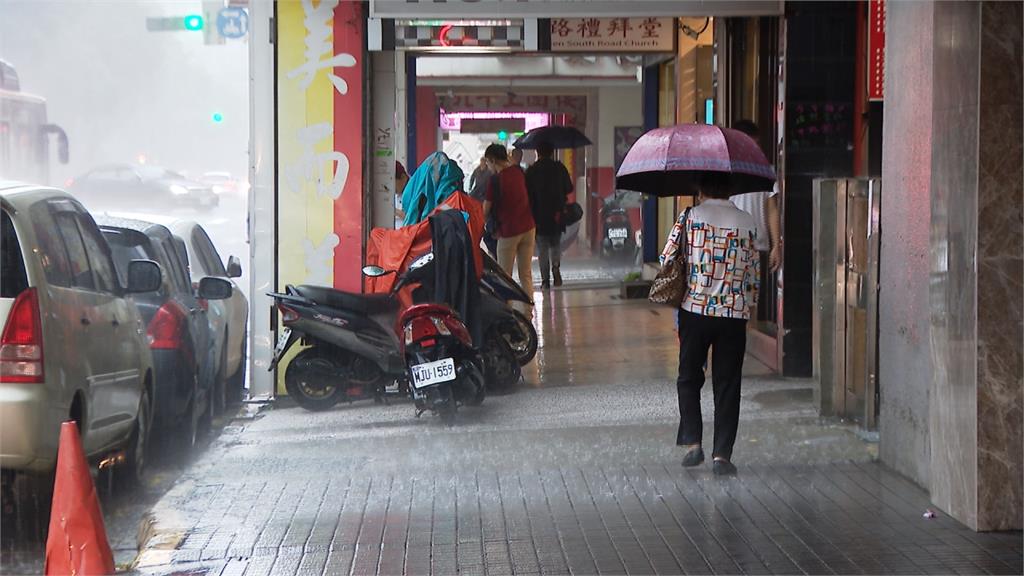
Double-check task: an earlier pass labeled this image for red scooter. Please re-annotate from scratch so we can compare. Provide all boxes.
[364,253,486,426]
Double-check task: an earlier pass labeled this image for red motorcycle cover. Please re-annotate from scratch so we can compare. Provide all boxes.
[365,191,484,308]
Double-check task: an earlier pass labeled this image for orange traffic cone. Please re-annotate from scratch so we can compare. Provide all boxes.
[44,421,114,576]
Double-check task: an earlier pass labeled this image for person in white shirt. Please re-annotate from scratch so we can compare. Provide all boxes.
[661,172,760,476]
[730,120,782,274]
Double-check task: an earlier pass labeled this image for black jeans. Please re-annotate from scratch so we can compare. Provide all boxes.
[676,309,747,460]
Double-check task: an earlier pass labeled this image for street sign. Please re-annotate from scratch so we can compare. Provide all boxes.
[217,7,249,39]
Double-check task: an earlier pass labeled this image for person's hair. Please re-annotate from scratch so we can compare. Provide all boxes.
[698,172,734,200]
[511,148,523,162]
[485,143,508,162]
[536,141,555,158]
[733,119,759,138]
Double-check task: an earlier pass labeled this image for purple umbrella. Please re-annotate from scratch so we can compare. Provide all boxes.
[615,124,776,197]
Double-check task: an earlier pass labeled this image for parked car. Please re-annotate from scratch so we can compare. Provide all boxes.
[68,164,219,212]
[1,183,162,493]
[96,216,233,448]
[109,215,249,412]
[168,221,248,411]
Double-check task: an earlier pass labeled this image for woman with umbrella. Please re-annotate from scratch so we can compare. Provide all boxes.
[617,124,774,476]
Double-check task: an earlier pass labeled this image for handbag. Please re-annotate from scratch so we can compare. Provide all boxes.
[648,207,692,307]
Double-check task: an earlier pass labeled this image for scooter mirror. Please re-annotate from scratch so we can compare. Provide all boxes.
[362,266,387,277]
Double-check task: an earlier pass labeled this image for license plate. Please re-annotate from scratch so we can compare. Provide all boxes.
[609,228,628,239]
[411,358,456,389]
[274,328,291,359]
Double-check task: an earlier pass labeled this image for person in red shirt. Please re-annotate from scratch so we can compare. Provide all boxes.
[483,144,536,309]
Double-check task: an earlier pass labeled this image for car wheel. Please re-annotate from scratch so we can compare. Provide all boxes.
[119,388,150,487]
[184,398,199,450]
[213,341,228,416]
[228,333,247,405]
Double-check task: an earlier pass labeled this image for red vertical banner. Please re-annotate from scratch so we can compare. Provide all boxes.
[333,1,365,291]
[868,0,886,101]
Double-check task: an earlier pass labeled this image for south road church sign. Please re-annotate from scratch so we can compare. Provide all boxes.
[549,17,676,52]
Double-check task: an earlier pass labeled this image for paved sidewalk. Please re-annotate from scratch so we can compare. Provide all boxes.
[135,459,1021,576]
[128,291,1022,575]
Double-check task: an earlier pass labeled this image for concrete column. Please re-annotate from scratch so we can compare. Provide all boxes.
[879,0,935,490]
[370,52,398,230]
[246,0,276,399]
[881,0,1022,531]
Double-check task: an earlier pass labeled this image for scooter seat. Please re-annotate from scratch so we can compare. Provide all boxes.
[293,285,396,315]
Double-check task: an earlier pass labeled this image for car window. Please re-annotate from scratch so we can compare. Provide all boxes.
[54,212,94,290]
[191,227,226,277]
[101,229,150,287]
[1,210,29,298]
[75,215,119,294]
[28,201,72,287]
[158,238,190,293]
[170,236,193,280]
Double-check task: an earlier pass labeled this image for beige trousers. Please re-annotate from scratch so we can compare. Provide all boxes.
[496,229,536,314]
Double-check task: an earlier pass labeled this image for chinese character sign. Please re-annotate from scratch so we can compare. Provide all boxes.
[275,0,365,392]
[550,17,674,52]
[868,0,885,101]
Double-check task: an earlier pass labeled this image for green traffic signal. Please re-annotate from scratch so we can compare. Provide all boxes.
[497,130,508,140]
[212,112,224,123]
[183,14,204,31]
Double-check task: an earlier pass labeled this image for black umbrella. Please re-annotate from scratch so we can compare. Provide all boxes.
[513,125,592,150]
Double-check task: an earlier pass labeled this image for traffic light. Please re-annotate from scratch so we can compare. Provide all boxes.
[497,130,508,140]
[212,112,224,123]
[183,14,204,31]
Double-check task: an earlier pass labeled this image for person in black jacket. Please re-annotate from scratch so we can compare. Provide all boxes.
[525,142,573,289]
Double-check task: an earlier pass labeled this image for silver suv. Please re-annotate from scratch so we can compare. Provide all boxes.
[1,183,161,485]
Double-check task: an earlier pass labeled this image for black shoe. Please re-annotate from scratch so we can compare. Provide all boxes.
[713,459,737,476]
[553,267,563,287]
[681,447,705,467]
[541,280,551,290]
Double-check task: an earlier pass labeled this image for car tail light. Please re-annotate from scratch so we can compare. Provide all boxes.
[278,303,299,324]
[0,288,44,383]
[148,301,186,350]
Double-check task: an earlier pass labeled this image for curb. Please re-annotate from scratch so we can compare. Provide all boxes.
[130,401,271,570]
[132,479,194,569]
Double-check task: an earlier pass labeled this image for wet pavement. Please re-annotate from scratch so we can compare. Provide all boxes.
[3,286,1020,575]
[122,287,1021,575]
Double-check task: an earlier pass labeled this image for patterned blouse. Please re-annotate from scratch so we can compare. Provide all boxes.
[660,199,760,320]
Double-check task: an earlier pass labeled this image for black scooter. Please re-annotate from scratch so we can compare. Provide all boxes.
[268,254,523,412]
[480,252,537,366]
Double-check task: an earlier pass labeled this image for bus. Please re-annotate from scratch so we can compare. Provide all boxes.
[0,59,69,185]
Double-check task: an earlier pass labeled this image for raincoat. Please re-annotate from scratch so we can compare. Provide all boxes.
[366,191,484,308]
[400,152,466,227]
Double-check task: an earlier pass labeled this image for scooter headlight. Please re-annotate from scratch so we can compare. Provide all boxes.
[431,317,451,336]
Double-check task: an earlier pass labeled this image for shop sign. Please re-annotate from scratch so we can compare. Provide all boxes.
[395,19,524,51]
[550,17,675,53]
[868,0,885,101]
[438,93,587,116]
[277,1,364,294]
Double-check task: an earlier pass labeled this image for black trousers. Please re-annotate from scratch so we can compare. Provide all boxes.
[676,309,747,460]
